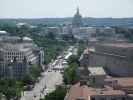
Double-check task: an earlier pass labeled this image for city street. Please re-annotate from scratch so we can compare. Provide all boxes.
[21,46,77,100]
[21,70,63,100]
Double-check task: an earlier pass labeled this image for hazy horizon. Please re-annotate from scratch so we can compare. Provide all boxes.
[0,0,133,18]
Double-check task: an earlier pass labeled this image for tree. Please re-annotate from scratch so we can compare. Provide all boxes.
[68,55,79,65]
[30,65,41,79]
[44,86,66,100]
[77,41,86,56]
[63,55,79,84]
[31,35,69,64]
[22,74,34,85]
[46,32,56,40]
[0,77,23,100]
[22,65,42,85]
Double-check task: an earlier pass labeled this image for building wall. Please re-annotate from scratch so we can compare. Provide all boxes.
[95,44,133,57]
[2,51,25,62]
[89,75,105,87]
[89,52,133,76]
[0,43,44,78]
[0,61,28,79]
[90,95,126,100]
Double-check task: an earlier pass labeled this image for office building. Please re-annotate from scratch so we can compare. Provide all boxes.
[0,36,44,78]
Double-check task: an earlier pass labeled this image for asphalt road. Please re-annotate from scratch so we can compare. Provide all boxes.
[21,46,77,100]
[21,70,63,100]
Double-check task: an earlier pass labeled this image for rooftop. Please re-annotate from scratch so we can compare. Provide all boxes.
[23,37,32,41]
[0,42,33,52]
[105,77,133,87]
[101,43,133,48]
[88,67,106,76]
[0,30,7,34]
[65,82,125,100]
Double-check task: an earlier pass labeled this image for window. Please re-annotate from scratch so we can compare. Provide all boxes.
[100,98,105,100]
[92,77,95,83]
[111,99,116,100]
[122,97,125,100]
[91,97,95,100]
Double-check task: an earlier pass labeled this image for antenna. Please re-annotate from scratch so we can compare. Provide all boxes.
[75,0,80,8]
[74,0,80,14]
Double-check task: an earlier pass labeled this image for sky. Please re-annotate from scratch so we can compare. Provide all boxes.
[0,0,133,18]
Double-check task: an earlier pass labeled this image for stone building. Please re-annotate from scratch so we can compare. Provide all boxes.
[80,43,133,77]
[0,36,44,78]
[88,43,133,77]
[72,27,93,40]
[65,42,133,100]
[0,58,28,79]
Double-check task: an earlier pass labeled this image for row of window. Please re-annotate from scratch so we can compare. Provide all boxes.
[5,55,24,59]
[5,52,23,56]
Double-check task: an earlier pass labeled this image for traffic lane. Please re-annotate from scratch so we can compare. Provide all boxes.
[21,49,67,100]
[33,71,62,98]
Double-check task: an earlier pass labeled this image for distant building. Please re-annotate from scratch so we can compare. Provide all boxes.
[72,7,83,28]
[72,27,97,40]
[16,23,36,28]
[95,27,116,41]
[62,26,72,34]
[97,27,116,34]
[45,27,61,34]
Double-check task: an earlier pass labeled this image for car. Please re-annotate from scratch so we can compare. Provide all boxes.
[57,56,62,59]
[24,85,34,91]
[34,94,36,98]
[48,70,52,72]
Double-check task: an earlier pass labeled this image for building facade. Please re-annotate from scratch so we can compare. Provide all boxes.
[65,67,128,100]
[0,36,44,79]
[80,43,133,77]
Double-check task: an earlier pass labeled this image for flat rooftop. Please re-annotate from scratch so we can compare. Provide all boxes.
[101,43,133,48]
[105,77,133,87]
[0,43,33,52]
[66,82,125,100]
[88,67,106,76]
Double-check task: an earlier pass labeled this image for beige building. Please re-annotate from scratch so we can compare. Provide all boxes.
[72,27,96,40]
[65,67,127,100]
[0,36,44,78]
[80,43,133,77]
[0,41,40,64]
[88,67,106,87]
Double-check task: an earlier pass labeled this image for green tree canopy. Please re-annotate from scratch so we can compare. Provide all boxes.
[0,77,23,100]
[44,86,66,100]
